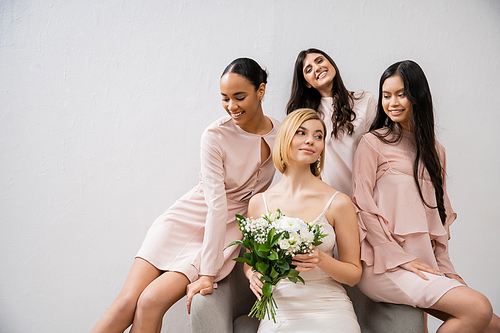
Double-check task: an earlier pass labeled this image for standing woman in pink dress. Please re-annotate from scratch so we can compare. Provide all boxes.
[91,58,280,333]
[352,60,500,332]
[286,48,376,196]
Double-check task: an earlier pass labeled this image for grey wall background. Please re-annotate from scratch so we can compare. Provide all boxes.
[1,1,499,332]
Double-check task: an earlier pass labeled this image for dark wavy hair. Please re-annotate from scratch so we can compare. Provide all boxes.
[371,60,446,224]
[286,48,357,139]
[222,58,267,90]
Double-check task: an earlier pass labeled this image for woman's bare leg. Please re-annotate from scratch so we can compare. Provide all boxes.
[129,271,190,333]
[429,286,493,333]
[91,258,162,333]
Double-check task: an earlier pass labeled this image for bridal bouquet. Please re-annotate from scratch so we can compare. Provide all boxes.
[225,208,327,322]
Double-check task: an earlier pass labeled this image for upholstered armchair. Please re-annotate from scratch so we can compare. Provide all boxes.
[190,252,424,333]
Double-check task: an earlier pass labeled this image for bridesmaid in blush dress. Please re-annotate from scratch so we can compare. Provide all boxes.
[245,109,362,332]
[352,60,500,332]
[286,48,377,197]
[91,58,280,333]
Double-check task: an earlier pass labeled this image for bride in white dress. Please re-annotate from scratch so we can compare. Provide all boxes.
[244,109,362,333]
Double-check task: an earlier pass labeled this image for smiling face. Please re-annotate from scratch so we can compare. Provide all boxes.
[302,53,336,97]
[289,119,325,166]
[220,72,265,130]
[382,75,413,131]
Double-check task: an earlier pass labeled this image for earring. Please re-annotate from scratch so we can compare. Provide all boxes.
[316,156,321,169]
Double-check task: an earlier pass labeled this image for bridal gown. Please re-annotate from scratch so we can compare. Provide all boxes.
[257,192,360,333]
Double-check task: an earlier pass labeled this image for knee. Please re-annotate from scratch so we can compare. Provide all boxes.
[136,289,164,315]
[113,291,140,315]
[470,293,493,328]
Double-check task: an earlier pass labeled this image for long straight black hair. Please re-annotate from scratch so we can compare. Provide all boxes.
[286,48,357,139]
[371,60,446,224]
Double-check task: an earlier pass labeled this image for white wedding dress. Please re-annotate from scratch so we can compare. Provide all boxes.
[257,192,361,333]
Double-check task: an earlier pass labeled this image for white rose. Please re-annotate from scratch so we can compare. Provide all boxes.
[279,239,290,250]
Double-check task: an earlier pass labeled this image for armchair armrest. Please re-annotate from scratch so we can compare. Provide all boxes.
[190,253,259,333]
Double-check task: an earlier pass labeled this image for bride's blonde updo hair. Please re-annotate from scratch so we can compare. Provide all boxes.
[272,108,326,176]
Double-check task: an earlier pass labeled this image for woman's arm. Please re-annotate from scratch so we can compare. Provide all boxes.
[243,194,265,300]
[352,135,417,272]
[186,128,227,311]
[352,135,441,280]
[292,193,362,286]
[433,143,458,275]
[198,128,228,277]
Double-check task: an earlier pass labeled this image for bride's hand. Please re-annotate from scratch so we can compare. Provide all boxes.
[399,258,441,280]
[292,247,322,272]
[249,270,263,301]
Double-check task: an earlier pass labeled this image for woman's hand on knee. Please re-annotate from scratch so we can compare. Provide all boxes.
[445,273,467,286]
[400,258,441,280]
[186,275,214,314]
[248,271,263,301]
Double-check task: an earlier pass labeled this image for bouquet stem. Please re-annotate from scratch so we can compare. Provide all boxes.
[249,294,278,323]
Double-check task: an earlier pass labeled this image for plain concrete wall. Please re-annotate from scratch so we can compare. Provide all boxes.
[0,1,498,332]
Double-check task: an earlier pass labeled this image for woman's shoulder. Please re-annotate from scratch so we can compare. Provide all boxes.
[360,130,381,145]
[267,115,281,126]
[203,115,234,134]
[352,90,376,117]
[248,192,266,218]
[321,186,354,220]
[266,116,281,136]
[315,179,350,205]
[434,138,447,161]
[352,89,374,100]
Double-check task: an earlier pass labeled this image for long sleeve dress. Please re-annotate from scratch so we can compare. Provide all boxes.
[136,115,280,283]
[351,129,463,308]
[320,90,377,197]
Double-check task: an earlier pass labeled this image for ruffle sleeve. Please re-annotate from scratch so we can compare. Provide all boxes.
[352,135,417,274]
[432,143,457,274]
[198,127,228,277]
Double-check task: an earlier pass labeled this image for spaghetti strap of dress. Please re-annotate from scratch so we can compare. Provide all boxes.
[262,192,270,213]
[322,191,340,215]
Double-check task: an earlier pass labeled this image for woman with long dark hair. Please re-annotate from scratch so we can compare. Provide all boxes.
[91,58,280,333]
[286,48,376,197]
[352,60,500,332]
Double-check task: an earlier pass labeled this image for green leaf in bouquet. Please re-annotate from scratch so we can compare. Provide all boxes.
[224,240,243,250]
[267,251,278,260]
[313,240,323,247]
[266,228,275,245]
[289,268,299,276]
[270,267,279,279]
[235,214,247,222]
[258,243,271,252]
[277,260,289,271]
[260,275,272,283]
[288,268,300,282]
[253,242,268,257]
[270,232,282,247]
[262,282,273,297]
[297,276,305,284]
[242,238,251,249]
[233,257,252,265]
[257,261,269,273]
